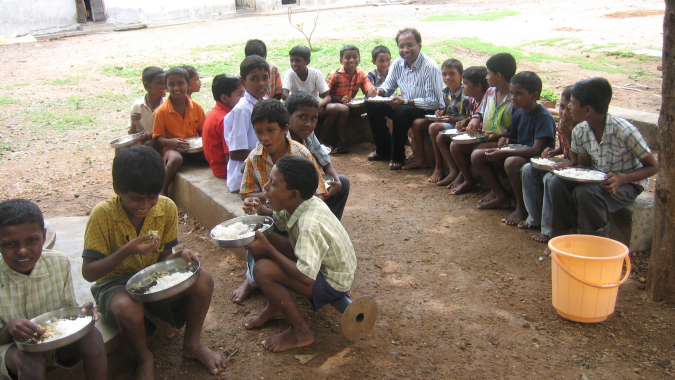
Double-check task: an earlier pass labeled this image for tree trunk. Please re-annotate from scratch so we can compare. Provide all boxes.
[646,0,675,301]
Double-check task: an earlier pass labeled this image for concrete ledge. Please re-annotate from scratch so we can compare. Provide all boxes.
[609,192,654,252]
[170,164,244,230]
[609,106,660,150]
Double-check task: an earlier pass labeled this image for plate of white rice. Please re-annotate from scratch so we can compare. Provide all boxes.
[126,258,201,302]
[452,133,487,144]
[16,307,96,352]
[211,215,274,248]
[553,167,607,183]
[530,157,573,171]
[177,137,203,153]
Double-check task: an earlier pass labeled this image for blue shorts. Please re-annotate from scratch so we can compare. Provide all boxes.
[441,122,456,130]
[311,272,347,311]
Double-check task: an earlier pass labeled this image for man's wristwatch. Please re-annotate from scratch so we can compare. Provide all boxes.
[406,99,413,106]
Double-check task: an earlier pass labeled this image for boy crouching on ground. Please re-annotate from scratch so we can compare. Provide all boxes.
[82,146,224,379]
[0,199,106,380]
[545,77,657,254]
[242,155,357,352]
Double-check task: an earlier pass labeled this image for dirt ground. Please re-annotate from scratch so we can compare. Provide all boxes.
[1,0,673,379]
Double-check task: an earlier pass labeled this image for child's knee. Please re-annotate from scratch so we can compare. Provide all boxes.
[470,149,486,163]
[12,350,48,374]
[252,258,276,279]
[504,157,526,175]
[429,123,443,134]
[110,294,144,326]
[193,269,214,291]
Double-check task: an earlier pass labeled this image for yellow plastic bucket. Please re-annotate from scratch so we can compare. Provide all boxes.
[548,235,631,323]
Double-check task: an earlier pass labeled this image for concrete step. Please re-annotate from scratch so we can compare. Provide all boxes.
[609,192,654,252]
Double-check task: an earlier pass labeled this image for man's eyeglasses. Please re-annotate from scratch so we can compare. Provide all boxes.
[398,42,417,50]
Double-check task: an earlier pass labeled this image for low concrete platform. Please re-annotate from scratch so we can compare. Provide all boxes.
[46,216,121,353]
[609,192,654,252]
[609,106,660,150]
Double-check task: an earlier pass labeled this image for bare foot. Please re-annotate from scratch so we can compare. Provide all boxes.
[532,234,551,244]
[450,180,474,195]
[448,173,465,189]
[478,191,497,205]
[428,169,444,183]
[229,279,252,303]
[437,171,458,186]
[244,303,284,329]
[262,327,314,353]
[402,159,428,170]
[134,355,154,380]
[517,220,538,230]
[184,342,226,375]
[477,196,510,210]
[501,209,528,225]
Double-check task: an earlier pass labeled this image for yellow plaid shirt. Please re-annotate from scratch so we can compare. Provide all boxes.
[0,250,77,330]
[240,138,328,196]
[274,197,357,292]
[82,196,179,283]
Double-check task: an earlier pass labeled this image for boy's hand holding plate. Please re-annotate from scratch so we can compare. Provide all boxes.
[81,302,99,322]
[600,172,624,195]
[550,161,572,171]
[245,231,274,260]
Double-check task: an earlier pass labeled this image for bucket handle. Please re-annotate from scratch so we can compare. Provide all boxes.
[550,252,631,289]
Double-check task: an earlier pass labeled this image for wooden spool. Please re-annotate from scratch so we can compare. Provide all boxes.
[330,296,378,341]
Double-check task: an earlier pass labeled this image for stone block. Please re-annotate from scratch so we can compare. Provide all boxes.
[608,106,660,150]
[609,192,654,251]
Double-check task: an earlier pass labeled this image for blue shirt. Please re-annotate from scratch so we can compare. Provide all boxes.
[223,91,261,192]
[286,131,330,168]
[379,52,444,111]
[509,104,556,149]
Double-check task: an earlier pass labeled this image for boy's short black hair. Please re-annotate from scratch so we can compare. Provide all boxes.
[245,39,267,58]
[142,67,165,83]
[165,67,190,83]
[240,55,270,80]
[486,53,517,82]
[463,66,488,93]
[289,46,311,61]
[212,74,241,102]
[561,85,573,100]
[0,199,44,231]
[511,71,542,99]
[571,77,613,114]
[340,44,360,60]
[371,45,391,61]
[275,156,317,200]
[285,91,319,115]
[442,58,464,76]
[181,65,199,79]
[251,99,289,129]
[113,145,165,195]
[395,27,422,44]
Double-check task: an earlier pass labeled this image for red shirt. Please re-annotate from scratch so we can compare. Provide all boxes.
[202,101,231,179]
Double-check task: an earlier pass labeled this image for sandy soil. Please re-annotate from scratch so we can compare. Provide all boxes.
[1,0,671,379]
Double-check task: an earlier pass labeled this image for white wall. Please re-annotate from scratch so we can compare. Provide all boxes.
[105,0,237,25]
[0,0,78,38]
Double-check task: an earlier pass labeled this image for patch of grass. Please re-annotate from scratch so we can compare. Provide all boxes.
[422,11,519,22]
[102,65,141,78]
[22,109,96,131]
[0,139,11,152]
[605,50,661,61]
[432,38,525,60]
[0,97,19,105]
[540,86,557,102]
[42,77,83,86]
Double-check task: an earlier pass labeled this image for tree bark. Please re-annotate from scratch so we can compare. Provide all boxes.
[646,0,675,301]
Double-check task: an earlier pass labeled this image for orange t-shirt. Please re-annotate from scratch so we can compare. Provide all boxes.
[153,95,205,153]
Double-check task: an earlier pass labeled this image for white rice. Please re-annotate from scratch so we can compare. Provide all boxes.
[554,168,606,181]
[211,222,254,240]
[188,138,203,149]
[500,146,515,150]
[147,271,193,293]
[453,134,478,140]
[531,157,557,166]
[368,96,393,102]
[40,316,92,343]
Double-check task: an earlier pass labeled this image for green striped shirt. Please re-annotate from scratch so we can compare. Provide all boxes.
[273,197,357,292]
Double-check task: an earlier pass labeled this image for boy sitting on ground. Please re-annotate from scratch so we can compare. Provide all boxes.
[242,39,283,100]
[153,67,206,196]
[404,59,472,177]
[230,98,327,304]
[281,46,330,109]
[435,66,488,186]
[127,66,166,149]
[320,44,377,153]
[224,55,270,192]
[367,45,391,87]
[286,91,351,220]
[471,71,555,225]
[545,77,657,254]
[182,65,202,98]
[241,155,357,352]
[449,52,516,196]
[0,199,106,380]
[82,146,225,379]
[202,74,245,179]
[520,86,578,243]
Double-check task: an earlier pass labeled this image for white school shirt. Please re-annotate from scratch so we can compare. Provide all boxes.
[129,95,166,133]
[282,67,329,99]
[223,91,261,192]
